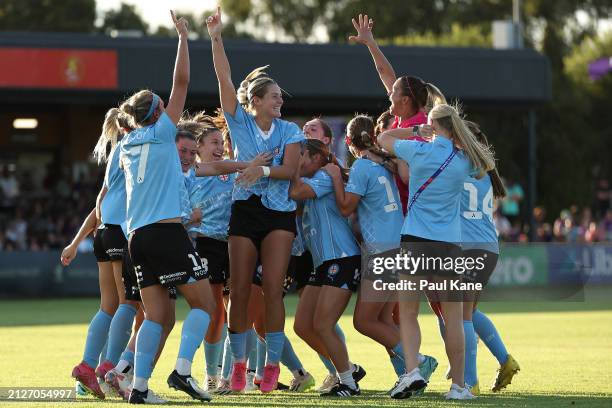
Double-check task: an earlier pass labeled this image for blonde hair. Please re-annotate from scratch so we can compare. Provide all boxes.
[424,82,447,112]
[92,108,131,164]
[119,89,159,127]
[429,104,495,174]
[236,66,278,111]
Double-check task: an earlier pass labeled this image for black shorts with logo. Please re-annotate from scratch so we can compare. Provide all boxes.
[400,234,463,278]
[229,195,296,250]
[252,261,294,295]
[316,255,361,292]
[122,242,178,301]
[196,236,229,285]
[93,224,127,262]
[293,251,314,291]
[128,223,208,290]
[462,248,499,287]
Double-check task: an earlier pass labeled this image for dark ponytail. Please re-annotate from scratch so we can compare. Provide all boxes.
[303,139,349,182]
[465,121,506,198]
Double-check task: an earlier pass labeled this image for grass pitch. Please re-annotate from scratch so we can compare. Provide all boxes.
[1,295,611,407]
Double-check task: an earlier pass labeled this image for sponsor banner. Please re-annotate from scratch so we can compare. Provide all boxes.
[0,48,118,89]
[547,244,612,285]
[488,244,548,287]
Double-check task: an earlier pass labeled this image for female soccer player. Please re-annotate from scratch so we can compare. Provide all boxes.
[290,139,364,397]
[350,13,442,212]
[459,122,519,393]
[324,115,405,390]
[66,107,137,400]
[378,104,495,400]
[117,11,251,404]
[207,7,304,393]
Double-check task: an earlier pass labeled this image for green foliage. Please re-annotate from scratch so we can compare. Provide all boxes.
[0,0,96,32]
[383,24,491,48]
[99,2,148,34]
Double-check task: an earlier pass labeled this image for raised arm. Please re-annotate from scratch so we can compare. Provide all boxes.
[166,10,190,124]
[324,163,360,217]
[349,14,396,94]
[377,128,413,154]
[60,208,97,266]
[206,7,238,116]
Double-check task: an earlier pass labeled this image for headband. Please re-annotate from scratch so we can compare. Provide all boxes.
[142,94,159,122]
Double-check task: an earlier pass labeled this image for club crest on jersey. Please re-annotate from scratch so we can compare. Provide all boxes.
[327,263,340,278]
[218,174,230,182]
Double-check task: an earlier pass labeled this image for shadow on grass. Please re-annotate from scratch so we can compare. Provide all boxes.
[0,294,611,327]
[90,390,612,408]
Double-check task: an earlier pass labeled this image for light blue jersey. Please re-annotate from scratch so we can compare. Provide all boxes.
[394,136,474,243]
[100,141,127,237]
[461,175,499,253]
[187,170,235,241]
[302,170,360,267]
[345,158,403,254]
[224,104,304,212]
[120,112,183,233]
[181,168,196,225]
[291,214,305,256]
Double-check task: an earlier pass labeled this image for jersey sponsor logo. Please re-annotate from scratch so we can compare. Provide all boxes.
[159,271,187,285]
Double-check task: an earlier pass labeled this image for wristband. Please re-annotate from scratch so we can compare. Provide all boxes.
[261,166,271,177]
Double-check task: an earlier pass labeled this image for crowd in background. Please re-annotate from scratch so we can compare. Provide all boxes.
[0,164,611,251]
[0,164,102,252]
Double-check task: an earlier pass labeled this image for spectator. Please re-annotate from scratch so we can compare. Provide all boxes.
[0,166,20,210]
[594,178,611,219]
[500,177,524,227]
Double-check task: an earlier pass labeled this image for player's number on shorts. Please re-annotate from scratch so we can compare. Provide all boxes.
[463,182,493,221]
[378,176,399,213]
[187,253,200,270]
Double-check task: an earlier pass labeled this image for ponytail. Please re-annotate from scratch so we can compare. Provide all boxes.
[429,104,495,175]
[425,82,447,113]
[304,139,349,182]
[465,120,506,198]
[347,114,398,173]
[93,108,121,164]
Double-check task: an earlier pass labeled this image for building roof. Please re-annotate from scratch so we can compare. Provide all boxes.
[0,32,551,111]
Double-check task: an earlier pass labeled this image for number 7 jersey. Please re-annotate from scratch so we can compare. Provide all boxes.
[461,175,499,253]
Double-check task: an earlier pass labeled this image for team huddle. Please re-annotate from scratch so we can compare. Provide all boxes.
[60,8,520,404]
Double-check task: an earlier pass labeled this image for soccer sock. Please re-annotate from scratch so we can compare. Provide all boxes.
[221,336,232,379]
[83,310,112,368]
[335,323,346,343]
[105,304,137,365]
[464,320,478,386]
[229,330,248,362]
[247,335,258,372]
[176,309,211,376]
[281,334,303,372]
[245,328,257,362]
[417,353,426,364]
[319,354,336,375]
[256,336,266,379]
[472,309,508,365]
[390,343,406,376]
[265,331,285,365]
[204,338,224,378]
[115,349,134,373]
[133,320,162,391]
[98,341,108,367]
[338,369,356,389]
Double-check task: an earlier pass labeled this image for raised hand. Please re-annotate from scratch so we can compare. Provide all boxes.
[171,10,189,37]
[418,124,434,139]
[349,13,375,45]
[206,6,223,38]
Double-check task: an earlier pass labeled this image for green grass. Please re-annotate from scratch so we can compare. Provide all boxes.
[1,296,611,407]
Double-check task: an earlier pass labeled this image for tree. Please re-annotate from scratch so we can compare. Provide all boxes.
[100,2,148,35]
[0,0,96,33]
